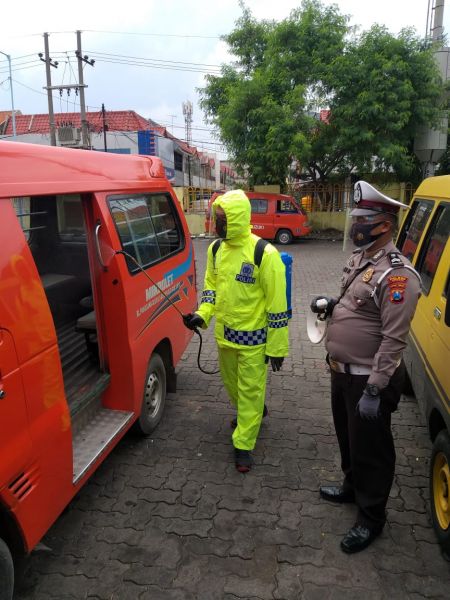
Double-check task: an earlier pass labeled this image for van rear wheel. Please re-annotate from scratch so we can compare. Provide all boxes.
[0,538,14,600]
[275,229,293,245]
[135,353,166,435]
[430,429,450,558]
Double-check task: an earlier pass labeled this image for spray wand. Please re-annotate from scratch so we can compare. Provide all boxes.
[115,250,220,375]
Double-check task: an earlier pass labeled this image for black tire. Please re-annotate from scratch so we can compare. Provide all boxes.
[430,429,450,558]
[275,229,293,245]
[0,538,14,600]
[134,353,167,435]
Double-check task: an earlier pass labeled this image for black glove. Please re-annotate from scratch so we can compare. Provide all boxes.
[265,356,284,372]
[310,296,337,317]
[356,385,381,420]
[182,313,204,331]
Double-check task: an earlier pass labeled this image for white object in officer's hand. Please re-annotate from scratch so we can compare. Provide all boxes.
[306,310,328,344]
[316,298,328,311]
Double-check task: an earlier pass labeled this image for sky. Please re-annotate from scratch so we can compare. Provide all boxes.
[1,0,448,157]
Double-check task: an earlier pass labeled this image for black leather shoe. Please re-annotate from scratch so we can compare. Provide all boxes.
[319,485,355,503]
[231,404,268,429]
[340,524,381,554]
[234,449,253,473]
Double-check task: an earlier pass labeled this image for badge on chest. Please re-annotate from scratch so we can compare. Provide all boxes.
[235,262,256,284]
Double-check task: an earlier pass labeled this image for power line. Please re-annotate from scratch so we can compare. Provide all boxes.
[85,49,221,69]
[4,29,222,40]
[91,56,220,75]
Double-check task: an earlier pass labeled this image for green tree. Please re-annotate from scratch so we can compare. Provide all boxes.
[200,1,443,186]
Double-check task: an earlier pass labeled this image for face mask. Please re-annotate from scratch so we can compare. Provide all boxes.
[215,217,227,239]
[349,222,385,248]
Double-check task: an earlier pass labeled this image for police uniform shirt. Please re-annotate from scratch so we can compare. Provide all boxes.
[325,240,421,389]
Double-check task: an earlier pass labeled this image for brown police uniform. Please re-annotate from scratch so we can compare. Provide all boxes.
[325,240,421,531]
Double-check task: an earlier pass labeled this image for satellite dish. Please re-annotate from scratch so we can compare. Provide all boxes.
[306,311,328,344]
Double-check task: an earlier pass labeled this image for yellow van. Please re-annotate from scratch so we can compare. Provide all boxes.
[396,175,450,557]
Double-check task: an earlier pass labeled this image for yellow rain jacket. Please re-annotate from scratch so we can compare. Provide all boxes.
[196,190,289,356]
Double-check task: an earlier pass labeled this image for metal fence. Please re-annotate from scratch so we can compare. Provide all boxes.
[182,187,215,213]
[286,182,416,213]
[180,182,417,214]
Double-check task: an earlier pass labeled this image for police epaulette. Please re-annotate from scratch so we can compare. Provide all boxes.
[388,252,404,267]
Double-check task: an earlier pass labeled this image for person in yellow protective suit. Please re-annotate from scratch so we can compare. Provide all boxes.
[183,190,289,472]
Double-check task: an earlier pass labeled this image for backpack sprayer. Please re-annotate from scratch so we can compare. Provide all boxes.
[116,250,219,374]
[116,247,293,376]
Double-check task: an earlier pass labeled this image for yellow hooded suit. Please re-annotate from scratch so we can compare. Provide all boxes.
[195,190,289,450]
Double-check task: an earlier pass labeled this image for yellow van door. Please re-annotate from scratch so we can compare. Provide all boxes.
[411,203,450,411]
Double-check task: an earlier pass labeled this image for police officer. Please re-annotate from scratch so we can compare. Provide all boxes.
[184,189,289,473]
[311,181,421,553]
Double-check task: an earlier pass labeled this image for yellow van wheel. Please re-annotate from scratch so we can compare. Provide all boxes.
[430,430,450,558]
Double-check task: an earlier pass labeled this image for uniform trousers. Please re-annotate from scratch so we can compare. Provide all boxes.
[218,345,268,451]
[330,362,405,531]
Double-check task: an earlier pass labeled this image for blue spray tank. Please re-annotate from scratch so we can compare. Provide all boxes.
[280,252,293,318]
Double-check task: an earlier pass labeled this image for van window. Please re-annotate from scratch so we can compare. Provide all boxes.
[250,199,268,214]
[109,193,183,272]
[415,203,450,295]
[397,200,433,260]
[277,200,298,213]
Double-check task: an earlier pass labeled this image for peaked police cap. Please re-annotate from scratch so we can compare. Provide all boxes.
[351,181,409,216]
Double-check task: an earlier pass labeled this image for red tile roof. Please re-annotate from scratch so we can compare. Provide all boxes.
[4,110,155,136]
[3,109,199,156]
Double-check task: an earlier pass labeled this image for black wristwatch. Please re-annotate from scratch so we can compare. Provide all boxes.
[365,384,380,397]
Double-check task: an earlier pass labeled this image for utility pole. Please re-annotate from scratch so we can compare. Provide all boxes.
[0,50,16,139]
[101,103,108,152]
[40,33,58,146]
[76,30,94,149]
[182,101,193,186]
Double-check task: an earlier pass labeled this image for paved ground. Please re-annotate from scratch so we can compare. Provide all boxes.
[15,239,450,599]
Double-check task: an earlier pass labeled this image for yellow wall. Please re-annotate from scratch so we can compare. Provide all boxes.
[185,213,206,235]
[253,184,281,194]
[308,211,347,231]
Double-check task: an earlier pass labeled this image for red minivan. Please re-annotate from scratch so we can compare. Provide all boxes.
[204,191,311,244]
[0,141,197,598]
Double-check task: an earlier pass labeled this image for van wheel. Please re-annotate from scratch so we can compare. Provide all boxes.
[0,538,14,600]
[135,353,166,435]
[275,229,293,245]
[430,430,450,557]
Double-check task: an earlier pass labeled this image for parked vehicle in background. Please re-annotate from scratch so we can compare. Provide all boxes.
[0,142,197,598]
[396,175,450,558]
[205,190,312,244]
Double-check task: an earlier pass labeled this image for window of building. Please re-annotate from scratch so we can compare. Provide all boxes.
[397,200,433,260]
[415,203,450,295]
[109,193,183,272]
[174,152,183,172]
[250,199,268,214]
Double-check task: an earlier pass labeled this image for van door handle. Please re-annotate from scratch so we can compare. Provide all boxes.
[95,222,108,271]
[433,307,441,320]
[0,389,6,399]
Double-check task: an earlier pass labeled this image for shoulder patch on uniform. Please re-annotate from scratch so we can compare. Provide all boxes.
[388,252,404,267]
[389,289,405,303]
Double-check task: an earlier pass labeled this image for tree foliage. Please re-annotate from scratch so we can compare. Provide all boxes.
[200,0,444,185]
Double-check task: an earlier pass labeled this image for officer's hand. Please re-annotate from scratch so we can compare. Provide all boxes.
[182,313,204,331]
[265,356,284,372]
[310,296,337,317]
[356,390,381,420]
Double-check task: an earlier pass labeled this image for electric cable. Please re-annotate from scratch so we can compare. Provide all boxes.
[116,249,219,375]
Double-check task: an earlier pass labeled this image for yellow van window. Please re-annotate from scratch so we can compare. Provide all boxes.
[415,204,450,295]
[398,200,433,260]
